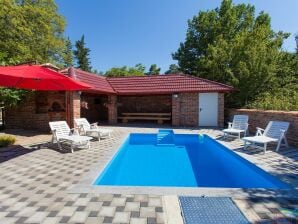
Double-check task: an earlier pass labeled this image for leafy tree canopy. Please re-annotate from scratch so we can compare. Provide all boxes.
[0,88,29,107]
[63,37,73,67]
[295,34,298,54]
[147,64,161,75]
[73,35,92,72]
[0,0,67,106]
[165,64,181,74]
[172,0,296,109]
[0,0,66,65]
[105,64,146,77]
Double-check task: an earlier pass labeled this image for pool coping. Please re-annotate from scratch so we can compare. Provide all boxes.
[69,132,298,199]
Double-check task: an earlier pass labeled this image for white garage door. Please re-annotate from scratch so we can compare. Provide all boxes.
[198,93,218,126]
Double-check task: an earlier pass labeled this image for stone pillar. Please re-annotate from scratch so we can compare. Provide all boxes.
[66,91,81,128]
[108,95,117,124]
[172,94,180,126]
[218,93,224,127]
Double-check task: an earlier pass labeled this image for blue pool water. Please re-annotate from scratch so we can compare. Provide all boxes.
[94,130,290,189]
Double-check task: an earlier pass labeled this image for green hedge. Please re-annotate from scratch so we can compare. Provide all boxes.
[245,89,298,111]
[0,135,16,147]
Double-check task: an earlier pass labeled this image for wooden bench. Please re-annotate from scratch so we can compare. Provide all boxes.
[118,112,171,124]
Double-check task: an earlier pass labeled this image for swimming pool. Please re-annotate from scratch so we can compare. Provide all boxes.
[94,130,290,189]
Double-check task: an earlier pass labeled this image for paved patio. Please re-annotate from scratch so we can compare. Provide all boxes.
[0,126,297,223]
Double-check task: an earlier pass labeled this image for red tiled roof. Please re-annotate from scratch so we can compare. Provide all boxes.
[60,68,234,95]
[61,68,115,94]
[107,74,234,95]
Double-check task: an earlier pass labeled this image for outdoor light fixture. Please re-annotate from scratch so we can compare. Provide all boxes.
[173,94,179,98]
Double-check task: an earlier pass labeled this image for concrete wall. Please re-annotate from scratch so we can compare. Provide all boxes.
[227,109,298,146]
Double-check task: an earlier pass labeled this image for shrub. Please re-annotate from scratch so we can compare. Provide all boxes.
[245,88,298,111]
[0,135,16,147]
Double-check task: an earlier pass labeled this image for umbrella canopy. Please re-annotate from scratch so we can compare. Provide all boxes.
[0,65,91,91]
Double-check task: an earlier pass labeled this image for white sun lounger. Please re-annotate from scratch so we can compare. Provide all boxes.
[74,118,112,141]
[242,121,289,153]
[49,121,92,153]
[222,115,249,139]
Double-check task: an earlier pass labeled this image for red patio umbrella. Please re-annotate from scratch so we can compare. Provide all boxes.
[0,65,91,90]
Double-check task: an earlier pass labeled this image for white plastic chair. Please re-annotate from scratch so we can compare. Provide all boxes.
[74,118,112,141]
[222,115,249,139]
[49,121,92,153]
[242,121,289,153]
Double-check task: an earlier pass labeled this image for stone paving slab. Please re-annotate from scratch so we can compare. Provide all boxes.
[0,126,297,223]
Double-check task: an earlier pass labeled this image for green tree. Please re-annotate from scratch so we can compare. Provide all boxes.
[0,0,66,106]
[0,88,28,107]
[105,64,146,77]
[173,0,291,107]
[165,64,181,74]
[63,37,73,67]
[73,35,92,72]
[295,34,298,54]
[0,0,66,65]
[147,64,161,75]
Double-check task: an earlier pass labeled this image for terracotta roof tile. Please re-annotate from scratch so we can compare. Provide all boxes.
[60,68,234,95]
[107,74,234,95]
[63,68,115,94]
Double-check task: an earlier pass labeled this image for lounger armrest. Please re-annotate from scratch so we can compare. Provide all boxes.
[90,122,98,129]
[228,122,233,128]
[280,129,286,136]
[256,127,264,136]
[70,128,79,136]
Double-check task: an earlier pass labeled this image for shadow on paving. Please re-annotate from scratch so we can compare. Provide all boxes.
[0,141,94,162]
[218,135,298,162]
[0,128,49,137]
[0,145,40,163]
[243,197,298,223]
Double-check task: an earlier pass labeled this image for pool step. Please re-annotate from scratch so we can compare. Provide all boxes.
[157,129,175,145]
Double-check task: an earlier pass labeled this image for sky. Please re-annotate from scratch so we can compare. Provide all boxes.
[55,0,298,73]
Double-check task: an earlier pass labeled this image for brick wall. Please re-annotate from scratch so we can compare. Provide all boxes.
[172,92,224,127]
[117,95,172,114]
[81,94,108,123]
[107,95,118,124]
[172,93,198,126]
[179,93,198,126]
[70,92,81,128]
[227,109,298,146]
[218,93,224,127]
[172,95,180,126]
[5,91,226,129]
[5,92,67,131]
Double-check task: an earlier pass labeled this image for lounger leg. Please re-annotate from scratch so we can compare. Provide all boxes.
[57,141,62,151]
[244,140,248,150]
[88,141,91,149]
[70,143,74,153]
[284,136,289,148]
[263,143,267,154]
[238,132,241,139]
